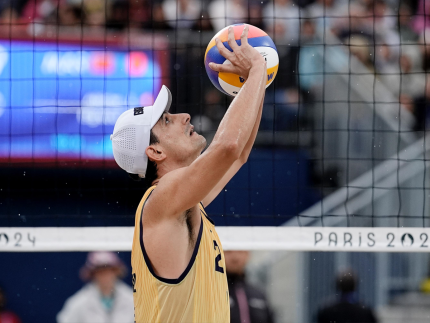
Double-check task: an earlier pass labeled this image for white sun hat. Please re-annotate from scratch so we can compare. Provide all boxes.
[110,85,172,176]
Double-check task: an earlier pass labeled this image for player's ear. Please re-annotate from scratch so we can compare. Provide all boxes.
[146,145,166,163]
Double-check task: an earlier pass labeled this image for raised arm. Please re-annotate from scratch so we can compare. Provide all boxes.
[146,25,267,217]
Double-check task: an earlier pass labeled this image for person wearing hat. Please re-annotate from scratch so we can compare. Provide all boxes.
[110,26,267,322]
[56,252,134,323]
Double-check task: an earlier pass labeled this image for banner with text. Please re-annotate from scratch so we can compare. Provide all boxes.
[1,227,430,252]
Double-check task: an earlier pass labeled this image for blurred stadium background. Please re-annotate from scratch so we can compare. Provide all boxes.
[0,0,429,322]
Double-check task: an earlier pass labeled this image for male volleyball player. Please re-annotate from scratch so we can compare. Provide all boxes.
[111,26,267,323]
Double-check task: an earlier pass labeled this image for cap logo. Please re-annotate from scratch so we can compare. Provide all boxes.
[134,107,144,116]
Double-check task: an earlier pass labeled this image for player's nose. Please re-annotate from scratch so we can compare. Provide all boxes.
[179,113,191,125]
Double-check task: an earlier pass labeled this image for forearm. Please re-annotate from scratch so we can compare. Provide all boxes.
[211,64,266,155]
[238,91,265,163]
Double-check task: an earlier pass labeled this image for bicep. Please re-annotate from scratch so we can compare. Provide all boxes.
[201,159,244,207]
[146,144,239,216]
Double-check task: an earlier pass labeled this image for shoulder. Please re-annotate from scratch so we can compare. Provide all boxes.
[142,170,188,217]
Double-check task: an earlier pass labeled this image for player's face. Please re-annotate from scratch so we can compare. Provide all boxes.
[152,112,207,163]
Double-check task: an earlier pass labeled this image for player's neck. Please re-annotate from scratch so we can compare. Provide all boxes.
[153,157,197,184]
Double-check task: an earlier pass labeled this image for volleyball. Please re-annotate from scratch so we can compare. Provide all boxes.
[204,23,279,97]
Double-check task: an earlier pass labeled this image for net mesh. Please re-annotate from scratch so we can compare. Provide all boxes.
[0,0,428,232]
[1,2,430,323]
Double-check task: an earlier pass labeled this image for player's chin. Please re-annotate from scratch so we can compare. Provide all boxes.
[198,134,207,149]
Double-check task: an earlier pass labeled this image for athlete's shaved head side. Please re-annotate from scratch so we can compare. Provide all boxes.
[143,130,160,190]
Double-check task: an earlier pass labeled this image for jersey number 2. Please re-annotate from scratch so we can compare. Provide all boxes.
[213,240,224,273]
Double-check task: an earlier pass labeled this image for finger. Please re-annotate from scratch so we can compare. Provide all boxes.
[227,26,240,52]
[215,38,236,61]
[240,25,249,46]
[209,62,238,74]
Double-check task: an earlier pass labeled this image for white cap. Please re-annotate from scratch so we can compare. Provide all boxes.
[110,85,172,176]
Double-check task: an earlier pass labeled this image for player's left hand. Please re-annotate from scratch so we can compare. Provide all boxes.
[209,25,265,81]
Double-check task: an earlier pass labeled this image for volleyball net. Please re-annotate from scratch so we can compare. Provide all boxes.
[1,225,430,252]
[0,0,429,253]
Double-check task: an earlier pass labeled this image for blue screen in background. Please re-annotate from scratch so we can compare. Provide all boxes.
[0,40,162,162]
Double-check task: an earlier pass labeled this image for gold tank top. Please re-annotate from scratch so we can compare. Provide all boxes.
[131,186,230,323]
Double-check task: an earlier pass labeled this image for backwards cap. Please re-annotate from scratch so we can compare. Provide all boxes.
[110,85,172,176]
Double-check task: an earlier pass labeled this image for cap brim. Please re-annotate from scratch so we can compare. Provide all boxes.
[150,85,172,128]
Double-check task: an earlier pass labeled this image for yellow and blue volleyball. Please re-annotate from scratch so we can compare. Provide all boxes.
[204,23,279,97]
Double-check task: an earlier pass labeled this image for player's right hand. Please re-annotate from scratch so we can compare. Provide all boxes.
[209,25,266,81]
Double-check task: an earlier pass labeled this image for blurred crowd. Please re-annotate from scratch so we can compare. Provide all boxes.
[0,0,429,133]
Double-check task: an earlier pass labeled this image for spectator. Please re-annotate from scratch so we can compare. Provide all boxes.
[0,6,18,25]
[0,0,26,16]
[148,2,172,30]
[306,0,348,35]
[59,4,84,27]
[0,6,19,35]
[128,0,151,30]
[106,0,150,31]
[262,0,301,46]
[264,7,290,57]
[413,73,430,131]
[83,0,105,32]
[57,251,134,323]
[299,18,324,92]
[335,2,372,44]
[248,1,264,29]
[192,9,214,32]
[162,0,202,30]
[419,28,430,71]
[225,250,274,323]
[22,0,60,24]
[400,93,415,112]
[413,0,430,34]
[374,42,399,88]
[317,270,378,323]
[384,46,425,98]
[364,0,398,43]
[106,1,128,31]
[0,286,21,323]
[399,3,419,42]
[349,35,374,72]
[209,0,249,32]
[263,0,301,89]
